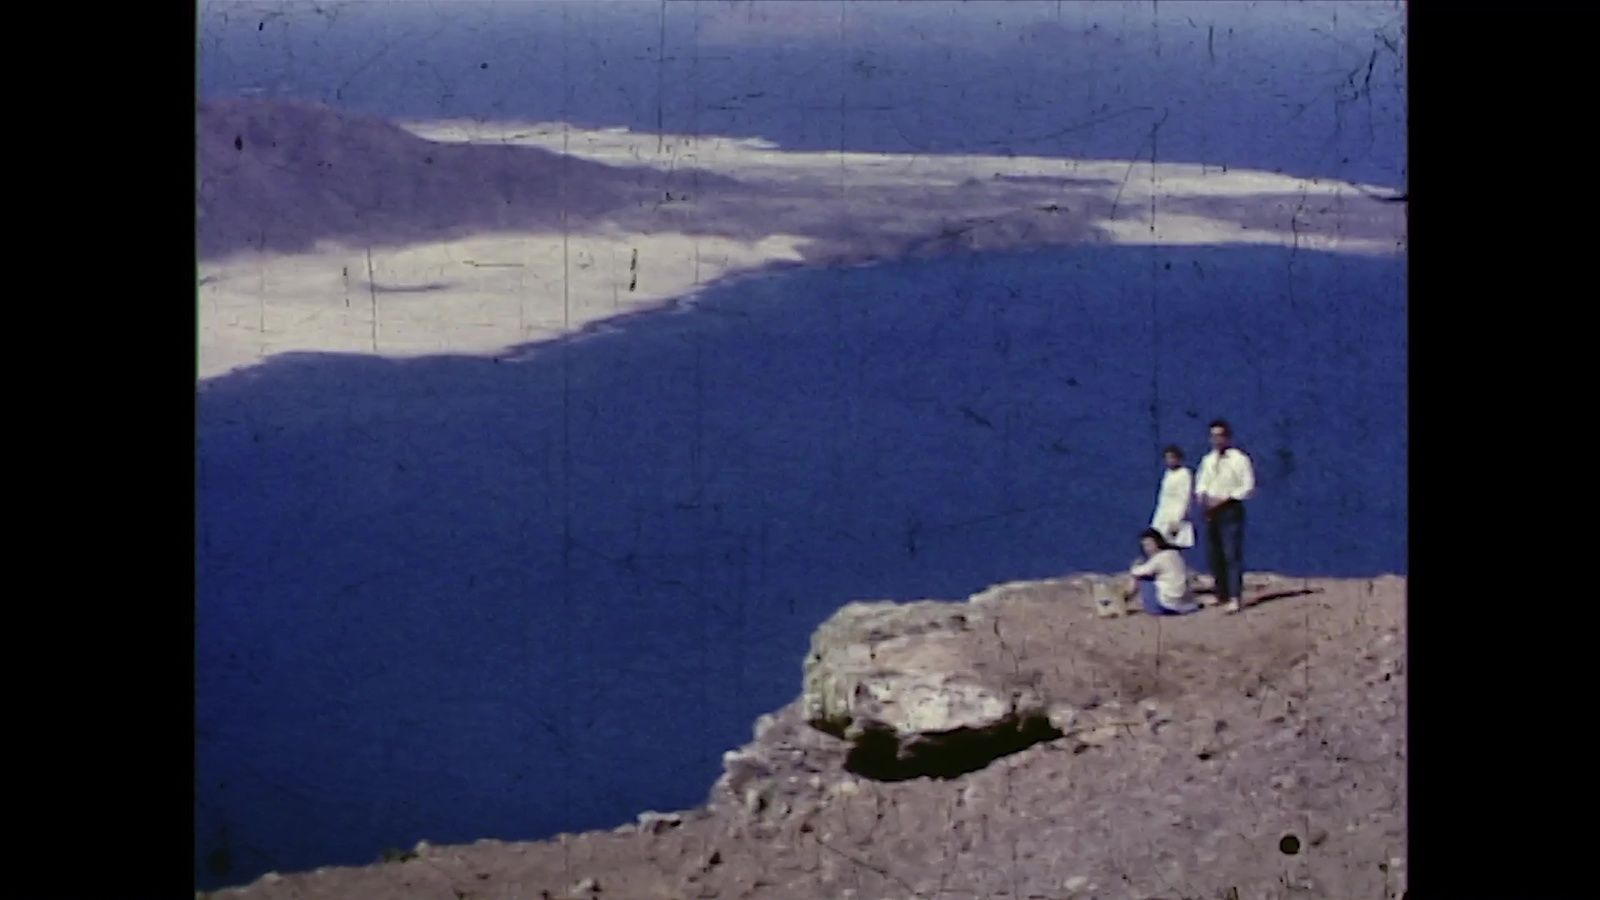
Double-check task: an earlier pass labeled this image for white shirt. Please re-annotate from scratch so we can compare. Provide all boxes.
[1195,447,1256,505]
[1130,548,1194,609]
[1151,466,1194,547]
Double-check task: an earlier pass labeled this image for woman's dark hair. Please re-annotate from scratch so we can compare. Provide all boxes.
[1138,527,1171,551]
[1162,444,1184,459]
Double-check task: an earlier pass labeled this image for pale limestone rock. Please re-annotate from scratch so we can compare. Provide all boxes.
[800,599,1052,774]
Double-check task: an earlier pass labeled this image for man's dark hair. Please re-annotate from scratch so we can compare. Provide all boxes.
[1138,527,1172,551]
[1208,419,1232,436]
[1162,444,1184,459]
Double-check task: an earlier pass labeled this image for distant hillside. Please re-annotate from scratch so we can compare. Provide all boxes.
[196,98,732,261]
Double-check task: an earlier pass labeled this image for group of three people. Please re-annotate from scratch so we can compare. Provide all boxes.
[1114,418,1257,618]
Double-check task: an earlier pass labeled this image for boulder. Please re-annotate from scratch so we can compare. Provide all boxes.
[800,599,1060,780]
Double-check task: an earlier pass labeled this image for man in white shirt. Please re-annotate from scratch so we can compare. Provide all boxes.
[1194,419,1256,613]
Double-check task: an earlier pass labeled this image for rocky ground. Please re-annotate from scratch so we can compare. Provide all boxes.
[206,573,1406,900]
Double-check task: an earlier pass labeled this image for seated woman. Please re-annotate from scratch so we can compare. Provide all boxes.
[1125,528,1201,616]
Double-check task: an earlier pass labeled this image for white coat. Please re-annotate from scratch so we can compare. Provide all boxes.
[1151,466,1195,548]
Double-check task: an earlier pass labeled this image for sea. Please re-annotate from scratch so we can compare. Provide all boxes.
[195,0,1406,889]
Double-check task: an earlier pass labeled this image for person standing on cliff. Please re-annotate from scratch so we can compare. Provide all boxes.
[1195,419,1256,614]
[1151,444,1195,551]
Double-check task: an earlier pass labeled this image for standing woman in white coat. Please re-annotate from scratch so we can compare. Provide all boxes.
[1151,445,1195,551]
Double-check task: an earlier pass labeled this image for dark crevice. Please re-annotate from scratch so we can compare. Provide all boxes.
[842,714,1064,782]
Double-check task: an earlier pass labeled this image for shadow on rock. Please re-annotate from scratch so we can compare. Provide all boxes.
[842,715,1065,782]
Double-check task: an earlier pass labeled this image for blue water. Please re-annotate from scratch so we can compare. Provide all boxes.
[196,244,1406,887]
[197,0,1406,190]
[196,0,1406,888]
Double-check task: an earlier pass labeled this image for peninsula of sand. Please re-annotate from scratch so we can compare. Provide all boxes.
[197,97,1404,380]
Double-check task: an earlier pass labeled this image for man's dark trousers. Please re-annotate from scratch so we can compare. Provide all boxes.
[1206,500,1245,602]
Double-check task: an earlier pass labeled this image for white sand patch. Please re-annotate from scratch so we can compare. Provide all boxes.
[198,230,807,380]
[1093,211,1402,255]
[199,118,1403,381]
[403,119,1398,199]
[401,120,1405,253]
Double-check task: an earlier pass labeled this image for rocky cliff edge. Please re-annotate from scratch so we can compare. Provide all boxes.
[210,573,1407,900]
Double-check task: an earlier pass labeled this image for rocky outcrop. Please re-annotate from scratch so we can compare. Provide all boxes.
[698,571,1402,833]
[799,599,1061,780]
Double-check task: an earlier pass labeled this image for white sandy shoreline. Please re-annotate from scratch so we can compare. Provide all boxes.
[197,119,1405,382]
